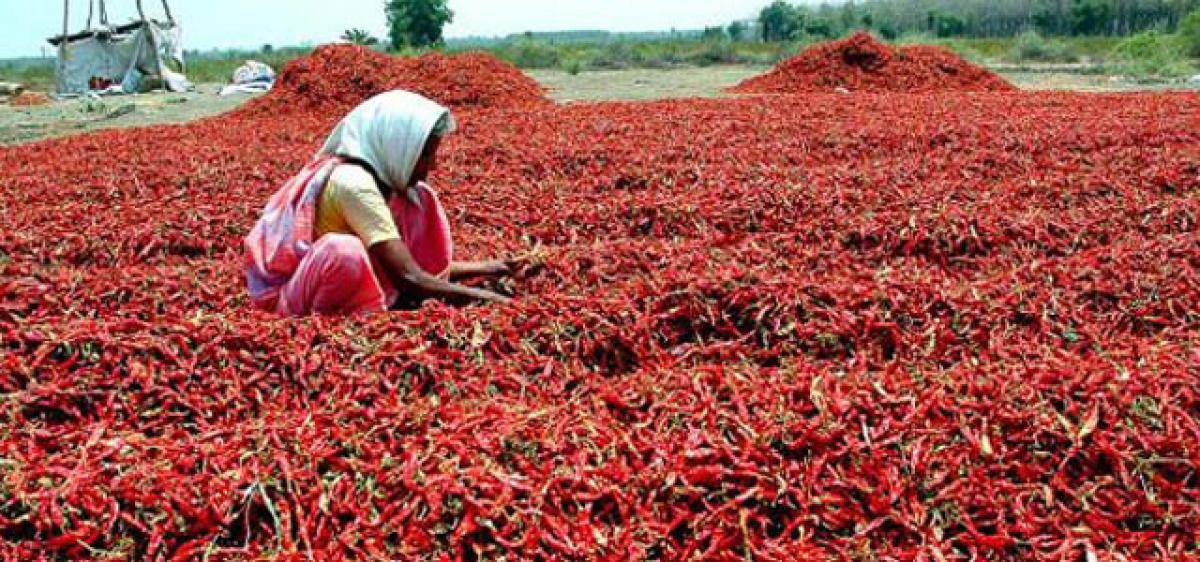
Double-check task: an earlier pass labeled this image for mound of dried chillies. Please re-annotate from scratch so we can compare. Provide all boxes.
[729,31,1016,94]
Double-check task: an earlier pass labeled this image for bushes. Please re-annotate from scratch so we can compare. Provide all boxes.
[1180,9,1200,57]
[493,40,563,69]
[591,42,638,69]
[486,39,779,72]
[1109,31,1195,77]
[0,59,56,93]
[696,41,739,65]
[1008,31,1079,63]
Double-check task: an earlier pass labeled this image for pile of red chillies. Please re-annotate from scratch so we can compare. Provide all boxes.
[730,31,1017,93]
[245,44,550,115]
[0,43,1198,560]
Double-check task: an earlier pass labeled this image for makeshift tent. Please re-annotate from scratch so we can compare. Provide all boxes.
[47,0,190,95]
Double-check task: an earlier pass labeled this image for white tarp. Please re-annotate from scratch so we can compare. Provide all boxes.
[54,21,191,95]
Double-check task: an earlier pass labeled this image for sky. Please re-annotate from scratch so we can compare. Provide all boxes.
[1,0,781,58]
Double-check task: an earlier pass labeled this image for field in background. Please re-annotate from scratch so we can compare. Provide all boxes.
[1,34,1190,96]
[488,35,1132,70]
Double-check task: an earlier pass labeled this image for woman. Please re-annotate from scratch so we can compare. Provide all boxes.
[245,90,512,316]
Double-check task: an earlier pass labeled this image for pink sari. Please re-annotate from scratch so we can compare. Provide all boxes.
[244,156,454,316]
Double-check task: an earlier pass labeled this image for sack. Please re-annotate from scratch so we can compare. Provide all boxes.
[232,60,276,86]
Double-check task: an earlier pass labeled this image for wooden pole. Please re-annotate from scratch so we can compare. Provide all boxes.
[61,0,69,48]
[85,0,93,29]
[160,0,176,24]
[99,0,107,26]
[58,0,69,93]
[136,0,146,22]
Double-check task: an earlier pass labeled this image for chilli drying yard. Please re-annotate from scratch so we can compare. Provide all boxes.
[1,39,1199,560]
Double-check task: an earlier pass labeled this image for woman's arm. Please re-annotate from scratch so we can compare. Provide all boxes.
[370,239,510,305]
[447,260,510,281]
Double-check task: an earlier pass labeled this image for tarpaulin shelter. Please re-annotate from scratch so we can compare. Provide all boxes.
[47,0,190,95]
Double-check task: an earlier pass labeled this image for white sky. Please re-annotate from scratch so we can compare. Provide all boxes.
[0,0,784,58]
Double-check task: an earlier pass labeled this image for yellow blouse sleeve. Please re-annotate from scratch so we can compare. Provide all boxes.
[325,166,401,249]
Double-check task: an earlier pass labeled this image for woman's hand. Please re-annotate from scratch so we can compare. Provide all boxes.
[371,239,512,306]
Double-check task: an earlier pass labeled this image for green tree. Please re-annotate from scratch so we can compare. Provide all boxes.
[341,28,380,46]
[759,1,804,42]
[727,20,748,41]
[386,0,454,49]
[1032,10,1060,35]
[1180,8,1200,55]
[934,13,967,37]
[1071,0,1113,35]
[723,1,1200,45]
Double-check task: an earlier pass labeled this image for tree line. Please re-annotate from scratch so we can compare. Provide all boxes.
[362,0,1200,54]
[755,0,1200,40]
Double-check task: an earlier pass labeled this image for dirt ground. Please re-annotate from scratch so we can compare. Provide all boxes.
[1000,70,1199,92]
[1,67,1196,145]
[528,66,767,101]
[0,84,258,145]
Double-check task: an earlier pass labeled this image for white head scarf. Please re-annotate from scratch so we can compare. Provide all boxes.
[318,90,456,198]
